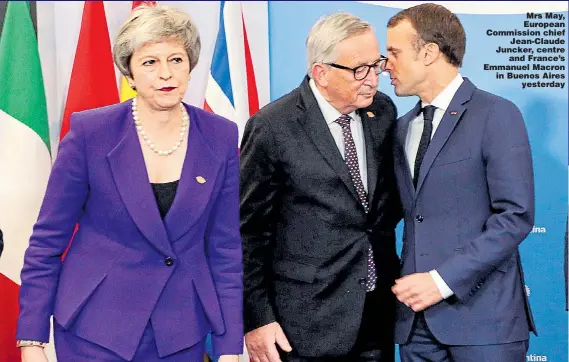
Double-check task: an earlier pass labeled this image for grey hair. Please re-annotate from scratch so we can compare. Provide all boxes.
[113,5,201,77]
[306,12,372,78]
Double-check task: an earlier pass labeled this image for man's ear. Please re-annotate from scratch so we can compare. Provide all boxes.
[423,43,440,66]
[312,63,329,88]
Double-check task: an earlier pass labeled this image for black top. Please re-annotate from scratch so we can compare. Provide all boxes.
[151,180,179,219]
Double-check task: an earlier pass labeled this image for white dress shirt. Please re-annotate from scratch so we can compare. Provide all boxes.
[309,79,368,191]
[404,73,464,299]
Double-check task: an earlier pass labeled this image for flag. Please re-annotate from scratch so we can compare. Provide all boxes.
[203,1,269,146]
[58,1,119,265]
[119,0,156,102]
[0,2,52,361]
[60,1,119,140]
[203,1,269,360]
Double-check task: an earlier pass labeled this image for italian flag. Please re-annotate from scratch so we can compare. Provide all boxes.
[0,1,52,361]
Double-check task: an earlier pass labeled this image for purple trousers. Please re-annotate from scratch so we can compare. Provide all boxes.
[54,321,206,362]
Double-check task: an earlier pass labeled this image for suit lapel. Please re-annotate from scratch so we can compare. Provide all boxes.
[296,79,360,202]
[359,101,393,206]
[107,106,173,256]
[361,112,378,204]
[415,79,475,195]
[164,106,222,242]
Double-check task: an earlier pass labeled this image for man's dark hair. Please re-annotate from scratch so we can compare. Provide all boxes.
[387,3,466,67]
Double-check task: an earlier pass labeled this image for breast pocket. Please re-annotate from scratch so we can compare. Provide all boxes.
[432,149,471,167]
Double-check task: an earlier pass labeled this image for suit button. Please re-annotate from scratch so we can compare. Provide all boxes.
[358,278,367,285]
[366,228,373,235]
[164,257,174,267]
[415,215,424,223]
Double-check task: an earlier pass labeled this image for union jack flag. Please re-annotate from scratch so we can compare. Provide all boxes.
[203,0,269,146]
[203,2,269,360]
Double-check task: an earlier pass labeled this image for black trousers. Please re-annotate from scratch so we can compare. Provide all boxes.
[279,286,395,362]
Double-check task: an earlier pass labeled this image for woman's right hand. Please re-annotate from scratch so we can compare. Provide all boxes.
[21,346,49,362]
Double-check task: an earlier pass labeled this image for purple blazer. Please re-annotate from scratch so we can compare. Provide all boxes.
[17,100,244,360]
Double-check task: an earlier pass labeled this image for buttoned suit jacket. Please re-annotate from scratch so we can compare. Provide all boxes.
[392,78,537,345]
[240,76,402,357]
[17,100,243,360]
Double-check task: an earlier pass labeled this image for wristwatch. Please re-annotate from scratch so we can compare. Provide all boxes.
[16,340,46,348]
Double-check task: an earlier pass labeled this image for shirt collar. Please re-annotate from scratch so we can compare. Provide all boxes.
[309,78,357,125]
[422,73,464,111]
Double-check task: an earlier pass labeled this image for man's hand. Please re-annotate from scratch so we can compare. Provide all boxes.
[21,346,48,362]
[392,272,443,312]
[245,322,292,362]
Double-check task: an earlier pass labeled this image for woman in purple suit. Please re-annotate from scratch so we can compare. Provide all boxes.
[17,5,243,362]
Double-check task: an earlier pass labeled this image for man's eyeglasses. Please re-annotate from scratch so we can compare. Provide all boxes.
[326,56,388,81]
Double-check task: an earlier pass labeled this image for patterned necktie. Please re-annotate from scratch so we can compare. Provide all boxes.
[413,105,437,188]
[335,114,376,292]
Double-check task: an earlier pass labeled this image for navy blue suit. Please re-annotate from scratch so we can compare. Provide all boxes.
[393,78,536,361]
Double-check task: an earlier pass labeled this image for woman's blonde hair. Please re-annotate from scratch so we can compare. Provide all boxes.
[113,5,201,77]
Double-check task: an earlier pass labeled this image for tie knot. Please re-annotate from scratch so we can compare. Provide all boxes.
[422,105,437,123]
[335,114,352,127]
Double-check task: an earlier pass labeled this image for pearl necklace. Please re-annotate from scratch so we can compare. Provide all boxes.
[132,98,189,156]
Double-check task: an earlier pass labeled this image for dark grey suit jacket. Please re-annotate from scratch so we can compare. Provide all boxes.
[240,76,401,357]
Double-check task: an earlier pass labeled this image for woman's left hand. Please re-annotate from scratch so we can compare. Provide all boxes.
[218,355,239,362]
